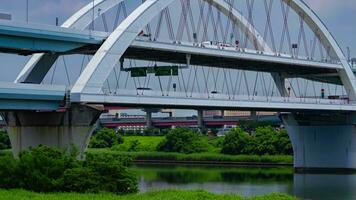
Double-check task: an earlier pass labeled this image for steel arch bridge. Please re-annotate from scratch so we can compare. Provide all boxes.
[8,0,356,112]
[1,0,356,170]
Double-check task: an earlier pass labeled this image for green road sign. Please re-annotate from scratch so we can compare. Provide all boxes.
[172,66,178,76]
[155,66,171,76]
[129,66,179,77]
[131,67,147,77]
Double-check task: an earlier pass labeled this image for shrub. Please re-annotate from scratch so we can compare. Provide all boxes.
[0,145,137,194]
[143,128,161,136]
[128,140,141,152]
[221,128,252,155]
[157,127,210,154]
[0,155,19,188]
[221,127,293,156]
[239,120,278,132]
[0,129,10,150]
[84,154,137,194]
[90,128,124,148]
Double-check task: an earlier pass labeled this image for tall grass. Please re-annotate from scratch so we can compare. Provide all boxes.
[88,149,293,164]
[0,189,296,200]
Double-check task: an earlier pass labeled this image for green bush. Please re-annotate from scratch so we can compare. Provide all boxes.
[157,127,210,154]
[221,127,293,156]
[90,128,124,148]
[17,146,78,192]
[0,129,10,150]
[0,145,137,194]
[221,128,252,155]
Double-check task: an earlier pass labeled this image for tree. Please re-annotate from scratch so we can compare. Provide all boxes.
[0,129,10,150]
[157,127,209,154]
[90,128,124,148]
[275,129,293,155]
[221,127,251,155]
[253,126,278,155]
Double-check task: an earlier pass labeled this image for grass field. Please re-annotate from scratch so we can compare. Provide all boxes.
[0,189,296,200]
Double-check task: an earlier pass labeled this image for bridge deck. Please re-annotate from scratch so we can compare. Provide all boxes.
[0,20,107,54]
[72,91,356,112]
[0,82,65,110]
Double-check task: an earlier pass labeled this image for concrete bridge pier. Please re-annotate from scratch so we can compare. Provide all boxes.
[282,113,356,172]
[145,109,153,128]
[197,109,204,131]
[2,104,103,159]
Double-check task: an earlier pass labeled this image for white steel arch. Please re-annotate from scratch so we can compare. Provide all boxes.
[16,0,272,84]
[71,0,356,100]
[283,0,356,100]
[15,0,125,84]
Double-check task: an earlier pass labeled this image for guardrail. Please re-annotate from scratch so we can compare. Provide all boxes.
[102,89,351,106]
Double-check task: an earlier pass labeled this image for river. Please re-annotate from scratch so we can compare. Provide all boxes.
[130,164,356,200]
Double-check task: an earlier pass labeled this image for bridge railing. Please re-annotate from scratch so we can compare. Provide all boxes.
[135,38,340,65]
[102,88,351,106]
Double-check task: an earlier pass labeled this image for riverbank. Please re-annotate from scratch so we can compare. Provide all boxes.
[88,149,293,166]
[0,189,296,200]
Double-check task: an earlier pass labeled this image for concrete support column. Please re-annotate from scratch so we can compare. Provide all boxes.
[146,110,153,128]
[197,110,204,131]
[271,72,287,97]
[251,111,257,120]
[2,104,103,158]
[282,113,356,172]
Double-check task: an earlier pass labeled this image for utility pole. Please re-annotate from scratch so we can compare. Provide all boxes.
[26,0,29,23]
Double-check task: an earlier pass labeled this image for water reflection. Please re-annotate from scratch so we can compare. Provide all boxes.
[131,164,356,200]
[132,164,293,196]
[293,174,356,200]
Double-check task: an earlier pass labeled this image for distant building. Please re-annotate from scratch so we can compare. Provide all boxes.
[203,110,222,117]
[204,110,276,117]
